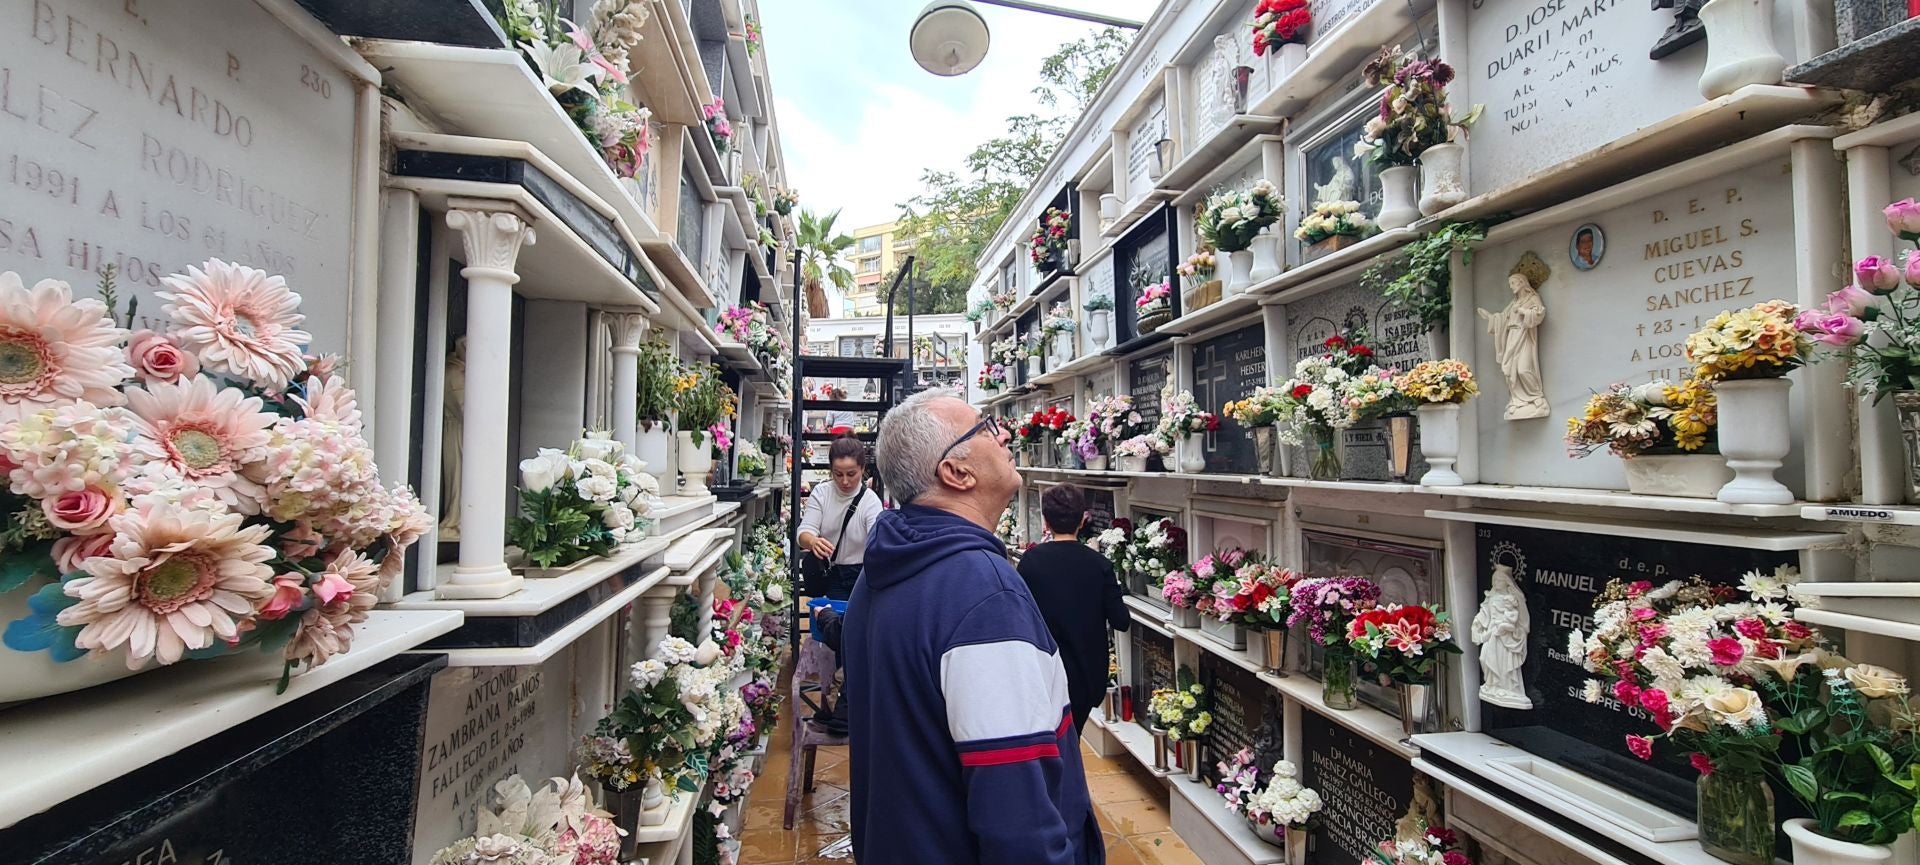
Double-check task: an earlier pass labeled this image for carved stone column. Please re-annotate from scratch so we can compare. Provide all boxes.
[438,200,536,600]
[606,310,649,453]
[638,588,676,658]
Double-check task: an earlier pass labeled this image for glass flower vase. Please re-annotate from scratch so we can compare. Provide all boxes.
[1697,770,1774,865]
[1322,645,1358,710]
[1309,425,1342,481]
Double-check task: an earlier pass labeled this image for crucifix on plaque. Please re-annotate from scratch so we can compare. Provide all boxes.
[1201,345,1230,453]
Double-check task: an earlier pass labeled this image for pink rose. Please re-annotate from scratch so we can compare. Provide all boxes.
[1626,734,1653,760]
[1826,284,1875,317]
[1796,310,1865,347]
[43,485,118,532]
[51,532,114,573]
[313,570,355,605]
[1885,198,1920,240]
[1856,256,1901,295]
[260,574,306,620]
[1907,251,1920,289]
[125,330,200,384]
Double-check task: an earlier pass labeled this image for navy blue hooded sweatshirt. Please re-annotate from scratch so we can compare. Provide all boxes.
[845,504,1103,865]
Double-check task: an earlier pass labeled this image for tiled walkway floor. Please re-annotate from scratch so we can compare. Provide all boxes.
[737,714,1205,865]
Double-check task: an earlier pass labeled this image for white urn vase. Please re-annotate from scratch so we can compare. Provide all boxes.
[1697,0,1786,99]
[1418,143,1468,216]
[1117,454,1149,473]
[1051,337,1074,368]
[1089,309,1112,349]
[1248,232,1282,283]
[1026,355,1042,378]
[639,775,670,826]
[677,430,714,497]
[1415,403,1464,486]
[1783,819,1891,865]
[1377,166,1421,231]
[1179,432,1207,473]
[1713,377,1794,504]
[636,422,674,491]
[1224,249,1255,295]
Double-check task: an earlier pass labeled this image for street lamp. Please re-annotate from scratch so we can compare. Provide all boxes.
[909,0,1145,77]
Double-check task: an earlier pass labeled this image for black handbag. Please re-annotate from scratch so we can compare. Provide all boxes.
[800,487,865,597]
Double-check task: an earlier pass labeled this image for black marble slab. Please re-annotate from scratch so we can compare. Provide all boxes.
[2,654,446,865]
[392,150,659,300]
[418,566,644,650]
[1786,14,1920,91]
[294,0,506,48]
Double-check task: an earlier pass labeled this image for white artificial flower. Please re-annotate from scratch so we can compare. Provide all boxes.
[576,474,618,502]
[657,637,698,664]
[577,432,620,462]
[519,452,568,492]
[1582,679,1606,703]
[602,503,635,530]
[631,659,667,688]
[695,640,723,666]
[1739,569,1786,601]
[1566,629,1585,659]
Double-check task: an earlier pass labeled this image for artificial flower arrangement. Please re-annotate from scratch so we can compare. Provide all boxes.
[636,337,681,433]
[1341,366,1415,424]
[1251,0,1311,56]
[704,97,733,154]
[511,432,660,569]
[1178,249,1218,288]
[1225,385,1298,429]
[1564,379,1718,459]
[988,336,1021,369]
[1030,207,1073,269]
[735,440,768,478]
[990,287,1017,311]
[674,362,738,452]
[1041,302,1078,348]
[1114,435,1167,462]
[996,505,1022,548]
[427,773,622,865]
[1065,417,1100,463]
[1186,548,1252,617]
[1196,181,1285,252]
[977,361,1010,392]
[590,635,750,800]
[1123,517,1187,588]
[1278,352,1360,446]
[1084,293,1116,314]
[1158,386,1223,444]
[1357,48,1480,168]
[1087,394,1149,451]
[1093,518,1134,573]
[1022,405,1075,456]
[1213,558,1299,630]
[1287,576,1384,646]
[501,0,654,182]
[1794,200,1920,399]
[1160,568,1201,609]
[1684,300,1812,382]
[1394,359,1478,405]
[0,261,430,685]
[965,297,996,323]
[742,15,761,55]
[1370,821,1472,865]
[1135,280,1175,319]
[1296,200,1376,245]
[773,186,798,217]
[1347,603,1460,684]
[1218,750,1323,846]
[1020,331,1047,363]
[1148,665,1214,741]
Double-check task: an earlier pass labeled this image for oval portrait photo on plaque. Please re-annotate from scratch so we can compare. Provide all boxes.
[1569,223,1605,271]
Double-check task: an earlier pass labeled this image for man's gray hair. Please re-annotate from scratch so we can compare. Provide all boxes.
[876,387,967,505]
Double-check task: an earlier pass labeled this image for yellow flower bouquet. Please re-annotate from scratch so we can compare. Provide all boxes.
[1394,359,1478,404]
[1684,300,1812,382]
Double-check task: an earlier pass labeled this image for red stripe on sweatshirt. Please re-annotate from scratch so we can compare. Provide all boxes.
[959,743,1060,766]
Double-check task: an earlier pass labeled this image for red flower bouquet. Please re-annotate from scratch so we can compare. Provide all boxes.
[1252,0,1310,56]
[1347,603,1461,684]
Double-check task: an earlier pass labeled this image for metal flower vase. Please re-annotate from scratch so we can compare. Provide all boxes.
[1179,738,1202,781]
[603,782,647,859]
[1151,727,1170,771]
[1395,682,1430,742]
[1263,627,1289,676]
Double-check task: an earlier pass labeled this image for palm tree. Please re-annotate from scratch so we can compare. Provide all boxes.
[796,209,855,319]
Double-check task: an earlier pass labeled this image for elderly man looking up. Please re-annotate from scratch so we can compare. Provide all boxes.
[844,389,1101,865]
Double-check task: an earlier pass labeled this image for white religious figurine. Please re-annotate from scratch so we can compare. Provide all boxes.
[438,337,467,539]
[1472,563,1534,709]
[1206,35,1237,129]
[1478,253,1551,420]
[1313,154,1355,205]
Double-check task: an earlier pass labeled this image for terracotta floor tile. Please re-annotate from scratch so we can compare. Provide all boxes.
[1100,798,1172,836]
[1087,770,1162,804]
[736,828,798,864]
[1129,832,1206,865]
[1105,839,1147,865]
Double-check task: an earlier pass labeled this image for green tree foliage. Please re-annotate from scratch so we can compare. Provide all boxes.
[796,209,855,316]
[895,28,1132,313]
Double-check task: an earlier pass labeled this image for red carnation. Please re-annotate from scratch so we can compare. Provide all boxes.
[1626,735,1653,760]
[1690,754,1714,776]
[1323,335,1346,347]
[1349,344,1374,357]
[1291,384,1313,399]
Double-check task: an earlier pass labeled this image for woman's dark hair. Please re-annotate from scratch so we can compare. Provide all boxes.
[828,436,867,465]
[1041,484,1088,533]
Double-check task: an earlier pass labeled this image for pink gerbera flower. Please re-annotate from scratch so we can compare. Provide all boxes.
[158,259,312,390]
[57,504,276,667]
[0,272,132,422]
[126,376,278,514]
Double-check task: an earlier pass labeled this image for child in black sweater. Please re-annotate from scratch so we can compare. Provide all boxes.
[1016,484,1131,733]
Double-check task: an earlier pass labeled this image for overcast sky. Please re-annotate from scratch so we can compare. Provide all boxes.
[761,0,1163,234]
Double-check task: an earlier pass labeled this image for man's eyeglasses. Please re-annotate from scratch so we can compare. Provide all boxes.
[937,415,1006,465]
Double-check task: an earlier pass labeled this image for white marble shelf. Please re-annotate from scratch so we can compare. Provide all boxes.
[1167,773,1287,865]
[1425,508,1839,552]
[0,609,463,828]
[1089,708,1170,779]
[1796,608,1920,643]
[402,540,669,616]
[1126,596,1175,638]
[631,775,703,849]
[425,565,672,668]
[1412,733,1759,865]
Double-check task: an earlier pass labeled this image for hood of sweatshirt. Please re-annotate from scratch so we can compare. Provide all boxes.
[861,504,1007,590]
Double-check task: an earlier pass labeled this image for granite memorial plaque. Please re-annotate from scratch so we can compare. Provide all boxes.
[1193,322,1267,473]
[1026,481,1046,544]
[1117,209,1176,342]
[1084,486,1118,538]
[0,0,358,347]
[1198,653,1272,786]
[1463,1,1758,194]
[1129,349,1173,432]
[1470,160,1800,490]
[1132,627,1177,727]
[1475,522,1795,815]
[1302,710,1414,865]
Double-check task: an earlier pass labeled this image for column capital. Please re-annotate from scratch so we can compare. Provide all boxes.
[605,309,650,353]
[446,199,536,277]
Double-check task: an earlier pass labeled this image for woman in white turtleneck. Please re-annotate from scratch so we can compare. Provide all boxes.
[798,436,884,600]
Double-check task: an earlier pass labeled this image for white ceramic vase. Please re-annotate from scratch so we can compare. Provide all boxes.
[1179,432,1207,473]
[1117,455,1149,473]
[636,423,674,492]
[1697,0,1786,99]
[1622,454,1735,498]
[1377,166,1421,231]
[1224,249,1254,296]
[1051,337,1074,368]
[677,430,714,497]
[0,575,147,704]
[1713,377,1794,504]
[639,775,670,826]
[1783,819,1892,865]
[1085,455,1109,471]
[1415,403,1464,485]
[1089,310,1112,349]
[1248,232,1282,283]
[1418,142,1468,216]
[1026,355,1042,378]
